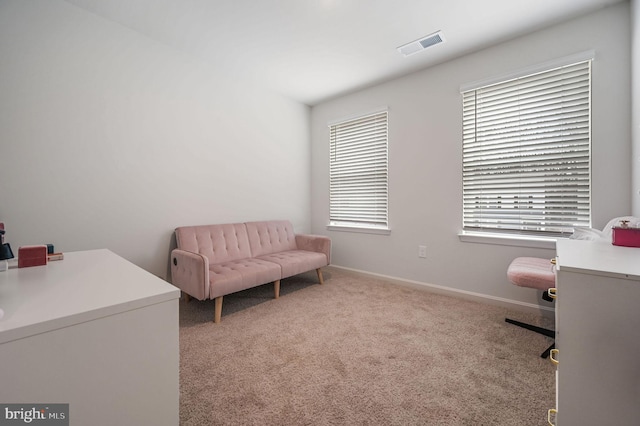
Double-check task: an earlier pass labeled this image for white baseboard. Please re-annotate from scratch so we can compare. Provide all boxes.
[327,265,555,319]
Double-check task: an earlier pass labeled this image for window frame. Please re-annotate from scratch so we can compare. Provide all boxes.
[460,54,593,239]
[327,109,390,234]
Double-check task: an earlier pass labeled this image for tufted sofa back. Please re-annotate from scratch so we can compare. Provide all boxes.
[245,220,298,257]
[175,223,252,265]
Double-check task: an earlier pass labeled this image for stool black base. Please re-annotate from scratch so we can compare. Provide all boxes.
[505,318,555,359]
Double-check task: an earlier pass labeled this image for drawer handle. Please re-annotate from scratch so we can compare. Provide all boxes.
[549,349,559,366]
[547,288,557,299]
[547,408,557,425]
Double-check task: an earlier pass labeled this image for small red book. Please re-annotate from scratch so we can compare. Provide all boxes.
[18,245,48,268]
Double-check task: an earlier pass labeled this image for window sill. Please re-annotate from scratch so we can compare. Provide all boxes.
[458,231,557,250]
[327,225,391,235]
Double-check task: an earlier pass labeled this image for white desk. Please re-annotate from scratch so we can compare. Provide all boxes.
[555,239,640,425]
[0,249,180,425]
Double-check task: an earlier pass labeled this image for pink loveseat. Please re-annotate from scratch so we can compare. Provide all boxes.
[170,220,331,322]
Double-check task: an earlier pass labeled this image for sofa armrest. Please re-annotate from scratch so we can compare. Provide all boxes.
[295,234,331,265]
[170,249,210,300]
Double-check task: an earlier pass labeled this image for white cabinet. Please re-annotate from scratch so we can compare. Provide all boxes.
[554,239,640,425]
[0,249,180,426]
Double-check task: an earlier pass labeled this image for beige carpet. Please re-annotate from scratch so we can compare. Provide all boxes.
[179,267,555,425]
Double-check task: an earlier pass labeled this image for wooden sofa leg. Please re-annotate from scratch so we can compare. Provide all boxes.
[214,296,223,323]
[182,291,191,302]
[274,280,281,299]
[316,268,324,284]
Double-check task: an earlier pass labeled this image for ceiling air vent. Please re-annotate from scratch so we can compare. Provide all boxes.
[397,31,445,57]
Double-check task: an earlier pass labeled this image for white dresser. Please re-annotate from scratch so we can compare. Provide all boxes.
[554,239,640,425]
[0,249,180,425]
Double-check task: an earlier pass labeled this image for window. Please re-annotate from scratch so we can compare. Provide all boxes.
[329,110,389,231]
[461,59,591,237]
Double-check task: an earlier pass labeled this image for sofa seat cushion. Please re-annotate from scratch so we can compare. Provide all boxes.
[208,258,281,299]
[257,250,328,279]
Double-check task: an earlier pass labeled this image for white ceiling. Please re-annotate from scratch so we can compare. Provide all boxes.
[64,0,624,106]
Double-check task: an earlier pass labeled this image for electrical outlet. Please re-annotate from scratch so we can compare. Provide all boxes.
[418,245,427,258]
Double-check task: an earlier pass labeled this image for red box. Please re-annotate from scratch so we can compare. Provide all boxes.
[612,227,640,248]
[18,245,48,268]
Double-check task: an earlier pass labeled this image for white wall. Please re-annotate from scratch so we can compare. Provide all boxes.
[0,0,310,278]
[311,3,632,308]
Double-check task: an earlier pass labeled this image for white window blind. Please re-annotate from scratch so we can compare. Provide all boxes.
[462,60,591,236]
[329,111,388,229]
